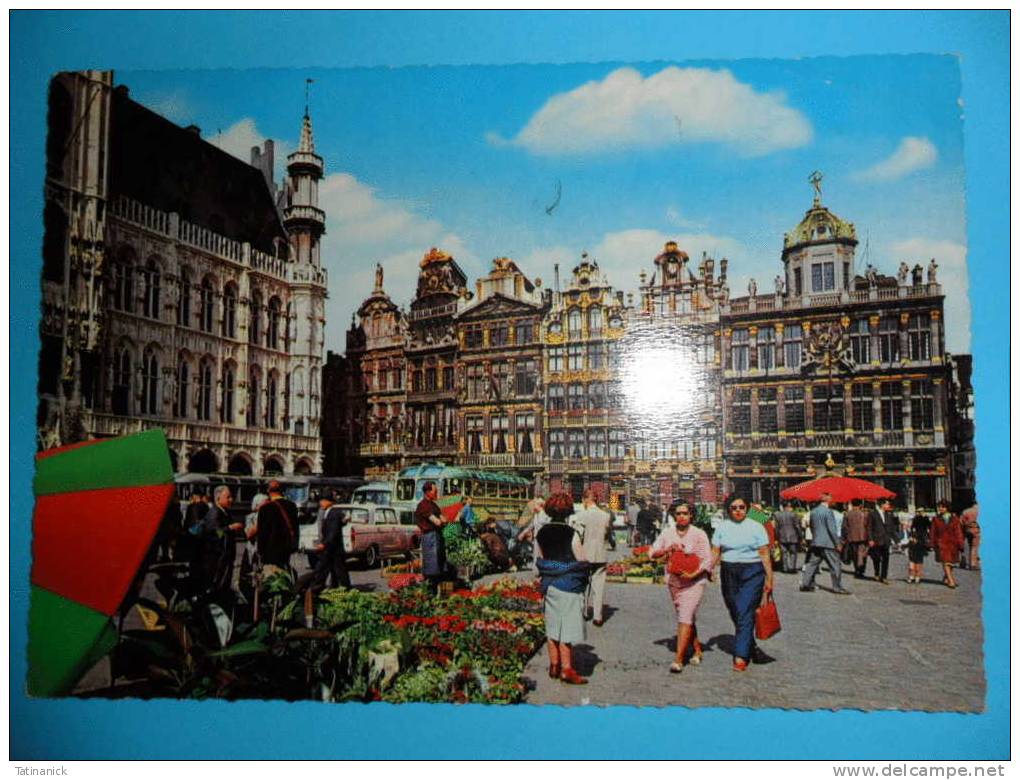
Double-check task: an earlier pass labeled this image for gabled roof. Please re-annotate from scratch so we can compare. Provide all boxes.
[456,291,545,321]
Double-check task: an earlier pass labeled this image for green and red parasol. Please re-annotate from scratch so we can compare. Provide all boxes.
[28,429,175,696]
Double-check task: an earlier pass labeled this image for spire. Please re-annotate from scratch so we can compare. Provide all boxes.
[298,111,315,154]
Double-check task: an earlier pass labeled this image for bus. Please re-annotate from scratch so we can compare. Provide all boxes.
[392,463,531,525]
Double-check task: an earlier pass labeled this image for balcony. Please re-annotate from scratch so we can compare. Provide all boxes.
[726,430,920,452]
[283,205,326,226]
[360,442,403,457]
[724,282,943,316]
[408,301,459,322]
[460,452,544,469]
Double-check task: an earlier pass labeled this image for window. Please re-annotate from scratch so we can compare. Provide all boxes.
[549,430,565,460]
[246,367,260,427]
[852,383,873,432]
[793,267,802,296]
[784,387,805,433]
[606,380,624,409]
[443,365,455,392]
[222,284,238,338]
[608,429,626,459]
[910,380,935,432]
[757,327,775,371]
[568,309,583,338]
[568,383,585,410]
[112,346,131,415]
[221,364,235,424]
[548,347,564,372]
[467,364,486,400]
[199,278,215,333]
[392,367,402,389]
[606,341,621,370]
[588,307,603,336]
[516,321,534,344]
[411,369,423,393]
[177,268,191,326]
[492,362,510,399]
[850,318,871,364]
[249,290,262,345]
[515,359,537,396]
[490,414,509,453]
[811,262,835,292]
[702,426,718,460]
[758,387,778,433]
[490,325,508,347]
[698,333,716,364]
[567,344,583,370]
[267,297,282,349]
[176,358,190,419]
[880,382,903,431]
[378,365,388,390]
[425,367,437,393]
[878,316,900,363]
[142,260,161,319]
[731,388,751,435]
[547,384,565,411]
[784,325,803,369]
[731,329,749,371]
[466,415,484,453]
[266,373,278,428]
[465,327,483,349]
[907,314,932,361]
[588,381,606,410]
[812,383,844,432]
[196,359,214,421]
[588,429,606,458]
[587,343,604,369]
[516,413,536,454]
[567,430,585,458]
[140,348,159,415]
[111,259,135,313]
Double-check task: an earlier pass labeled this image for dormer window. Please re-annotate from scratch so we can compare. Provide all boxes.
[817,225,827,236]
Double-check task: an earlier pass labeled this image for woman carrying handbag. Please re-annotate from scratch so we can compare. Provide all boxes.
[650,500,713,673]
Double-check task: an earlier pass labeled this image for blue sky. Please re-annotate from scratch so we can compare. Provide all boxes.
[122,53,969,353]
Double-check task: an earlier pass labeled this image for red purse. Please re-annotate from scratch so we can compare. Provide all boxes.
[667,549,701,576]
[755,592,781,640]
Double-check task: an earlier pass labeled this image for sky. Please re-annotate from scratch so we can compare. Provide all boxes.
[122,53,970,353]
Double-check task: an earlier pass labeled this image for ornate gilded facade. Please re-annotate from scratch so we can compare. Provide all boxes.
[720,185,952,509]
[454,257,547,479]
[38,71,327,475]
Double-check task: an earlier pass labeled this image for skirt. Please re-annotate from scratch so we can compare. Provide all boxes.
[907,544,928,564]
[544,587,586,644]
[667,574,707,625]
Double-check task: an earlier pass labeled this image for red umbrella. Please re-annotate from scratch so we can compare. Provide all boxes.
[780,476,895,504]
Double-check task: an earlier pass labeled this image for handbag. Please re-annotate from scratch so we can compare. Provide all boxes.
[755,592,781,640]
[667,549,701,576]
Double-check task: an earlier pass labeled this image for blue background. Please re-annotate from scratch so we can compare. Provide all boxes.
[10,11,1009,760]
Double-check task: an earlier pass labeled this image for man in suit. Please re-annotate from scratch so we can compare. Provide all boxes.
[309,491,351,590]
[773,501,803,573]
[801,492,851,594]
[868,499,900,584]
[578,488,612,626]
[842,499,872,579]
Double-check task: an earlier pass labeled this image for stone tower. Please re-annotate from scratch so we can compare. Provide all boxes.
[283,107,328,461]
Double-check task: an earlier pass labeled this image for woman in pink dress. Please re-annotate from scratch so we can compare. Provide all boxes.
[651,500,713,673]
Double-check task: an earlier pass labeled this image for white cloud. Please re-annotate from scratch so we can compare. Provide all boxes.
[888,239,970,353]
[489,66,813,157]
[854,136,938,182]
[209,118,293,182]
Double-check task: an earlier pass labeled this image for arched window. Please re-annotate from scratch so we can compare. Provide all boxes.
[249,290,262,345]
[140,347,159,415]
[247,366,260,427]
[267,297,282,350]
[222,283,238,339]
[221,363,235,424]
[266,372,279,429]
[111,253,135,313]
[112,345,132,415]
[588,306,603,336]
[309,367,320,419]
[142,258,161,319]
[175,356,190,418]
[197,358,214,421]
[177,267,191,326]
[199,277,215,333]
[567,308,583,338]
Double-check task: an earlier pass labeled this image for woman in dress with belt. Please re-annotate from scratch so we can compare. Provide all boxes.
[651,500,712,673]
[711,494,774,672]
[906,510,931,584]
[535,491,590,685]
[930,499,965,589]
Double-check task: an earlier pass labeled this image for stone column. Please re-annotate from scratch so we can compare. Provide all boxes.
[902,379,913,446]
[871,379,883,435]
[749,387,760,434]
[899,312,910,362]
[748,325,759,371]
[869,314,881,366]
[932,377,946,447]
[843,380,854,435]
[775,323,785,368]
[930,310,942,363]
[804,384,814,433]
[777,385,787,433]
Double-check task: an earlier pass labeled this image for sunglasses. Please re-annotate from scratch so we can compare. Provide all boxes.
[730,505,748,512]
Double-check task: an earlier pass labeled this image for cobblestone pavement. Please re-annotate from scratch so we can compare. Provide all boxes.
[523,547,985,712]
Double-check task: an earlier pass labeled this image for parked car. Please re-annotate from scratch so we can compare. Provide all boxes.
[299,502,420,569]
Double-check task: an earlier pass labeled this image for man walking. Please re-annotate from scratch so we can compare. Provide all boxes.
[842,499,871,579]
[801,492,851,594]
[309,491,351,589]
[868,499,899,584]
[200,486,243,594]
[773,501,803,573]
[636,500,658,546]
[577,489,612,626]
[248,480,300,574]
[961,501,980,570]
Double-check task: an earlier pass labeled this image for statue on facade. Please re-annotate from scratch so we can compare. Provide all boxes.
[748,278,758,297]
[866,264,878,287]
[774,274,785,295]
[897,262,910,285]
[374,263,384,291]
[927,257,938,284]
[912,264,924,286]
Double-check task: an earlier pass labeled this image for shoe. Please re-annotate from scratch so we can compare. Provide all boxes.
[592,619,604,627]
[732,659,748,672]
[881,578,890,585]
[689,651,703,666]
[832,588,852,595]
[799,585,816,592]
[560,668,588,685]
[669,662,684,674]
[548,663,560,679]
[947,581,958,589]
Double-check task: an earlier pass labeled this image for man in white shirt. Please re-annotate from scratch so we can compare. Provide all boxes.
[577,489,612,626]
